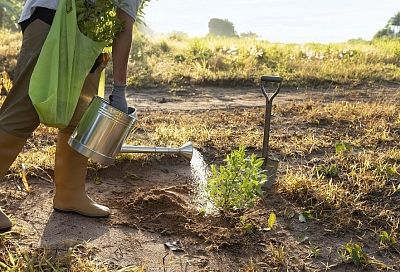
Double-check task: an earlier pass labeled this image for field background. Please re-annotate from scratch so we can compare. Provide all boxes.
[1,29,400,90]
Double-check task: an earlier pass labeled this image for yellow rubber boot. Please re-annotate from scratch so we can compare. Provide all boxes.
[0,130,27,231]
[53,131,110,218]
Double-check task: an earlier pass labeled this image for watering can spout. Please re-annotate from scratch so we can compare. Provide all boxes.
[120,141,193,160]
[178,141,194,160]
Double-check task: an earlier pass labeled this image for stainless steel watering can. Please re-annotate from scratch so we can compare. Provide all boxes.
[68,96,193,165]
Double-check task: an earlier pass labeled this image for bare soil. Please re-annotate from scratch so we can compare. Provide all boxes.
[1,84,400,271]
[126,85,400,111]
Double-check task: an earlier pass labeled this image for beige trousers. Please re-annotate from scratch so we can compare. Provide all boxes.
[0,19,104,138]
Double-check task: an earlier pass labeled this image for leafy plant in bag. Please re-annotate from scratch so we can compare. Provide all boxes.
[76,0,123,46]
[136,0,151,25]
[76,0,152,44]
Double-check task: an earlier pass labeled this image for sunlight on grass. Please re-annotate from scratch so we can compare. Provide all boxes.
[0,231,145,272]
[279,169,352,210]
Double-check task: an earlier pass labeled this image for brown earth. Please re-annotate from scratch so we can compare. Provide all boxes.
[1,84,400,271]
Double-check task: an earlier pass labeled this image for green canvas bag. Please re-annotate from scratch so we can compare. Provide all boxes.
[29,0,106,128]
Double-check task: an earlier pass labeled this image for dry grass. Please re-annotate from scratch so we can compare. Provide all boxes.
[0,231,108,271]
[0,231,146,271]
[0,29,21,75]
[1,86,400,269]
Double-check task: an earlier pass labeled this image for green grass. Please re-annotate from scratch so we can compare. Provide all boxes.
[1,28,400,88]
[123,32,400,88]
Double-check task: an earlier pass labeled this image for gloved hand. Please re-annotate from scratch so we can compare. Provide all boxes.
[109,84,128,113]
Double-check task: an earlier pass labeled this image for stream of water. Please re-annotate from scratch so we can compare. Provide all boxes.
[190,148,215,214]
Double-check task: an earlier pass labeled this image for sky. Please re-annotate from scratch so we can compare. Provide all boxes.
[143,0,400,44]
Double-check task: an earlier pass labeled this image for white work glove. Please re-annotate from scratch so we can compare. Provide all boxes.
[109,84,128,113]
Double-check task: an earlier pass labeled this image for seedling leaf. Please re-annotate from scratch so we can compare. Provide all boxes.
[267,211,277,230]
[343,243,368,266]
[335,142,352,155]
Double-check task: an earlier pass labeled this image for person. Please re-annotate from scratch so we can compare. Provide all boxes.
[0,0,141,232]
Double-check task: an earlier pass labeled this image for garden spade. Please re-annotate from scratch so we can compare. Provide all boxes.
[260,75,282,189]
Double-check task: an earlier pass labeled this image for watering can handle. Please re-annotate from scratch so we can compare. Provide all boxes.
[261,75,282,102]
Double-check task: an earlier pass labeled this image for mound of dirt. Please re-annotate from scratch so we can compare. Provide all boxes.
[112,184,266,248]
[130,189,188,214]
[114,186,195,235]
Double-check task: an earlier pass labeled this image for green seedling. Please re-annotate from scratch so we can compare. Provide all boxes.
[335,142,352,155]
[378,231,397,247]
[207,146,266,212]
[315,163,339,178]
[308,246,322,258]
[338,242,369,266]
[299,210,314,223]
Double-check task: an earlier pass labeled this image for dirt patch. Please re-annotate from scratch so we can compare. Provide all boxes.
[121,85,400,111]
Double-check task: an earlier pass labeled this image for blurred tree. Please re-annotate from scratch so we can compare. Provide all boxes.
[374,11,400,38]
[0,0,22,30]
[388,12,400,33]
[208,18,237,37]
